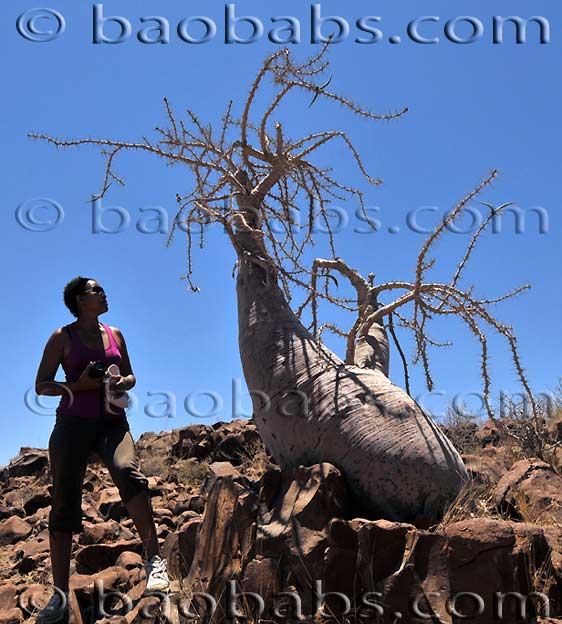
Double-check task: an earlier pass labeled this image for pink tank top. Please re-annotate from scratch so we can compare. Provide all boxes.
[56,322,126,420]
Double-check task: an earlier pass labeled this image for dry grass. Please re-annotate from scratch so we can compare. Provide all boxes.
[440,407,483,456]
[513,493,562,529]
[174,459,209,489]
[238,438,270,482]
[140,454,171,481]
[436,477,507,531]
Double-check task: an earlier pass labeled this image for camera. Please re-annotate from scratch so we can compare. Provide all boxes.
[89,361,108,379]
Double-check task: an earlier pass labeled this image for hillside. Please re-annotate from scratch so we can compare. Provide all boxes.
[1,417,562,623]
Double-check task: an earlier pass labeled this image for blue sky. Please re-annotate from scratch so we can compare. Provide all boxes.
[1,0,560,465]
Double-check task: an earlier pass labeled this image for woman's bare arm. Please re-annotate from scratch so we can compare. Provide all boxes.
[111,327,136,391]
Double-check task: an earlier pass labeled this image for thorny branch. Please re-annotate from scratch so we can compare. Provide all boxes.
[30,43,536,423]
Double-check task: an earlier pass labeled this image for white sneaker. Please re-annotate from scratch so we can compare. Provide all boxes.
[36,589,69,623]
[144,554,170,593]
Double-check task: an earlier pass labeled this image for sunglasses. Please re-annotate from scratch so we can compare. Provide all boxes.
[82,286,105,295]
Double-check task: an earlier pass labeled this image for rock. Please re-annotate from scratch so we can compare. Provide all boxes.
[213,433,247,465]
[171,497,192,516]
[4,419,562,623]
[98,487,127,522]
[443,519,557,622]
[163,516,203,579]
[2,490,25,509]
[115,551,143,570]
[256,463,349,567]
[78,520,135,545]
[176,509,199,526]
[0,517,32,545]
[0,608,23,624]
[24,505,50,530]
[495,459,562,523]
[462,453,505,485]
[171,424,212,459]
[475,419,502,447]
[1,449,48,479]
[187,495,206,514]
[211,421,265,466]
[22,488,51,517]
[181,458,562,622]
[241,558,280,618]
[123,596,161,624]
[327,517,364,549]
[16,584,52,619]
[187,463,348,622]
[153,507,173,518]
[70,565,131,596]
[0,583,18,611]
[75,539,143,574]
[136,430,175,458]
[201,461,242,495]
[83,503,104,523]
[14,528,50,573]
[188,471,258,622]
[83,471,103,492]
[0,504,19,521]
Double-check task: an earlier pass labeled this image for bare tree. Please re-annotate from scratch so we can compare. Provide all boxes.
[31,44,536,526]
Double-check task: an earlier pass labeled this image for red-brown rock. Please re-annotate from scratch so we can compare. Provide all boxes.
[0,517,32,545]
[495,459,562,523]
[75,539,143,574]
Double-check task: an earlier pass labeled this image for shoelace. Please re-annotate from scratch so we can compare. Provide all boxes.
[147,556,168,579]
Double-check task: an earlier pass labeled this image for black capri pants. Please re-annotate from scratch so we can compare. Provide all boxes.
[48,416,150,534]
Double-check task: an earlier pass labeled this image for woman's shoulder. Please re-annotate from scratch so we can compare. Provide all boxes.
[51,323,72,339]
[105,325,125,347]
[44,324,72,351]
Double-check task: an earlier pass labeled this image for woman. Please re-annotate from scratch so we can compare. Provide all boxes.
[34,276,170,621]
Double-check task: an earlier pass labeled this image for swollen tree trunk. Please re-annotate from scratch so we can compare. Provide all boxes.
[235,246,468,527]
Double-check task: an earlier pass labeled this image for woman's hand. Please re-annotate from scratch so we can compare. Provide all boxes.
[73,362,104,392]
[109,375,127,393]
[107,374,135,393]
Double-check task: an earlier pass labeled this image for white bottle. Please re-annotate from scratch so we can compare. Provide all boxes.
[104,364,130,412]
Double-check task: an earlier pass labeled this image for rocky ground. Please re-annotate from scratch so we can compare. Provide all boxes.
[1,416,562,623]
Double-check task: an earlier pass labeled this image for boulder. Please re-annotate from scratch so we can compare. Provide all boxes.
[24,505,50,530]
[70,565,132,597]
[0,517,32,545]
[22,488,51,517]
[0,608,24,624]
[187,470,259,622]
[115,551,143,570]
[162,515,203,579]
[495,459,562,523]
[98,487,127,522]
[201,461,242,496]
[0,583,18,611]
[75,539,143,574]
[170,424,212,459]
[1,449,48,479]
[180,460,562,623]
[14,528,50,573]
[462,453,505,485]
[0,504,20,521]
[78,520,135,545]
[16,584,52,620]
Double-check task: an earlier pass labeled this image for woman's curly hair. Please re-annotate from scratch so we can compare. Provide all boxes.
[63,276,93,318]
